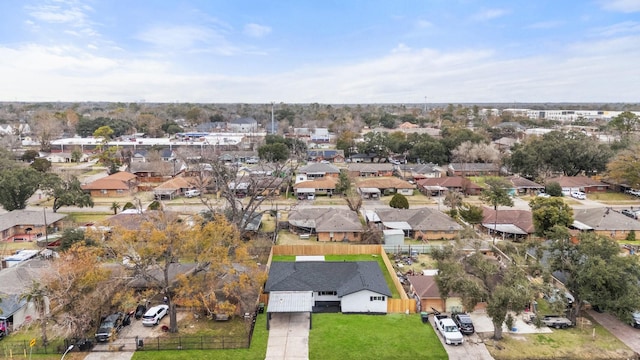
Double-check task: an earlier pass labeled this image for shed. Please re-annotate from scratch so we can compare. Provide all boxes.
[383,229,404,245]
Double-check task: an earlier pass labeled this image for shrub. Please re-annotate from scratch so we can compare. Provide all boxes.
[389,193,409,209]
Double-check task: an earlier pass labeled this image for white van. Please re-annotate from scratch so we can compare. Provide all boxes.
[185,189,201,198]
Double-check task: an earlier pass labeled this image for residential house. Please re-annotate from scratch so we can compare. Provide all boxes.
[44,152,88,163]
[416,177,483,196]
[355,177,415,196]
[82,171,138,197]
[347,163,394,178]
[0,291,39,335]
[219,151,259,164]
[492,137,518,151]
[293,177,337,198]
[310,128,330,143]
[153,177,198,200]
[407,274,465,313]
[447,163,501,177]
[395,163,445,181]
[228,117,258,133]
[481,207,535,241]
[348,153,378,163]
[371,208,462,240]
[288,208,363,242]
[307,149,345,163]
[546,175,609,194]
[398,121,419,130]
[0,210,67,242]
[572,207,640,240]
[129,161,183,189]
[264,260,392,317]
[506,175,544,195]
[296,163,340,182]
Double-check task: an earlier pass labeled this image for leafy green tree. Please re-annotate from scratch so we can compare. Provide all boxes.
[335,171,351,195]
[336,130,358,158]
[606,144,640,189]
[379,113,397,129]
[30,158,51,172]
[389,193,409,209]
[357,132,390,162]
[458,203,484,224]
[258,143,290,162]
[546,232,640,324]
[529,197,573,237]
[44,176,94,213]
[110,202,121,215]
[608,111,638,137]
[544,181,563,197]
[480,177,514,243]
[0,167,43,210]
[71,149,84,163]
[435,245,534,340]
[59,228,95,251]
[21,150,39,162]
[122,202,137,210]
[147,200,162,210]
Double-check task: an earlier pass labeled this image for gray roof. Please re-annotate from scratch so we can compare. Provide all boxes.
[288,208,363,232]
[0,294,28,319]
[298,163,340,174]
[374,208,462,232]
[229,117,257,125]
[267,291,314,313]
[573,208,640,231]
[0,210,67,231]
[265,261,392,297]
[0,258,52,295]
[448,163,500,172]
[347,163,393,172]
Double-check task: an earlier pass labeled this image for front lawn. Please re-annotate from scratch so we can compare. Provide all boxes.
[310,313,446,360]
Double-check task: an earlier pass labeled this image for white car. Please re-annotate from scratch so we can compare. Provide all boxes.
[537,192,551,198]
[571,191,586,200]
[142,304,169,326]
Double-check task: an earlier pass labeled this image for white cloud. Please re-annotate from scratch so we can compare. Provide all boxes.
[0,31,638,103]
[526,21,563,29]
[591,21,640,37]
[599,0,640,13]
[415,19,433,29]
[471,8,509,21]
[244,23,272,38]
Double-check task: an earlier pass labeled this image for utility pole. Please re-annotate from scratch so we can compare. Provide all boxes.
[271,102,275,134]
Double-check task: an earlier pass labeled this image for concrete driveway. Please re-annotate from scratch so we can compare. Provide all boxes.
[265,312,310,360]
[587,309,640,354]
[429,314,494,360]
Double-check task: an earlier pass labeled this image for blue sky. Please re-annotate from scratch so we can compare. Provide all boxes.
[0,0,639,103]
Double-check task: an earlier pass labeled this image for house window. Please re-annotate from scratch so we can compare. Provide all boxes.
[370,296,385,301]
[101,190,107,194]
[319,291,337,296]
[116,189,124,194]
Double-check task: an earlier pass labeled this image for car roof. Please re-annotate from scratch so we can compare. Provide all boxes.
[145,305,168,314]
[104,313,121,321]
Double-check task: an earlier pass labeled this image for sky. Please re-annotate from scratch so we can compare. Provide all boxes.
[0,0,639,104]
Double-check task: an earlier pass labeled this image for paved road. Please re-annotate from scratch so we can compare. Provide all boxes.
[586,309,640,355]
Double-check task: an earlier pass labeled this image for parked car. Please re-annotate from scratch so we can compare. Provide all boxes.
[537,192,551,198]
[570,191,586,200]
[95,312,130,342]
[452,313,475,335]
[184,189,201,198]
[631,311,640,328]
[134,304,147,320]
[622,209,638,219]
[142,305,169,326]
[432,308,464,345]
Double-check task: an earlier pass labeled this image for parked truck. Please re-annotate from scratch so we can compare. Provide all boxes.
[431,308,464,345]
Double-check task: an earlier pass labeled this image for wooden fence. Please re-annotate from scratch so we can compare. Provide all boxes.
[264,244,417,313]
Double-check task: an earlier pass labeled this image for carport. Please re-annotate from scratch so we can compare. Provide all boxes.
[266,291,313,330]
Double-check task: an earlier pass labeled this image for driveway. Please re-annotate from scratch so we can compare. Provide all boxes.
[430,314,494,360]
[586,309,640,354]
[265,312,309,360]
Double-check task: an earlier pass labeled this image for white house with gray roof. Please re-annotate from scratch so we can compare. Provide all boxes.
[264,261,392,317]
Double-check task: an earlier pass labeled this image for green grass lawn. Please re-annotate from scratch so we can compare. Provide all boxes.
[310,313,446,360]
[272,254,401,298]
